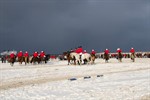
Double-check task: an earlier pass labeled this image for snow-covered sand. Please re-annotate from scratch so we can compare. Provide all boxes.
[0,58,150,100]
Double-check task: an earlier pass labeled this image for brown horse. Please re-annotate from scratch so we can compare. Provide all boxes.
[17,57,24,64]
[104,53,109,63]
[30,56,40,64]
[23,56,29,65]
[39,56,49,64]
[131,53,135,62]
[63,52,76,65]
[90,54,96,64]
[117,52,123,62]
[7,56,16,66]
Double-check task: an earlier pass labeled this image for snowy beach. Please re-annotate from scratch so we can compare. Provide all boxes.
[0,58,150,100]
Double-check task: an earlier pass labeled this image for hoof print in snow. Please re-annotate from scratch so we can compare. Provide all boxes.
[69,78,77,81]
[97,75,103,77]
[84,76,91,79]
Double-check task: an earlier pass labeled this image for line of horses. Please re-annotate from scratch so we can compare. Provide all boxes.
[1,52,136,66]
[63,51,96,65]
[63,52,136,65]
[102,52,136,63]
[6,55,50,66]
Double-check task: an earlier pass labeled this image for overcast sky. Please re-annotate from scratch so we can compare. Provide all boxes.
[0,0,150,54]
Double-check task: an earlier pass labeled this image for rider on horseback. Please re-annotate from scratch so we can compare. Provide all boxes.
[24,51,29,65]
[104,49,110,63]
[10,52,16,66]
[17,51,23,64]
[40,51,46,63]
[33,52,38,58]
[130,47,135,62]
[75,46,83,61]
[117,48,123,62]
[10,52,15,59]
[40,51,45,58]
[91,49,96,57]
[104,49,109,54]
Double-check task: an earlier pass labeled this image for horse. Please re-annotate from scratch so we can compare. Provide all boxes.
[90,53,96,64]
[39,55,49,64]
[17,56,24,64]
[23,56,29,65]
[70,52,83,65]
[63,51,76,65]
[70,52,93,65]
[81,53,91,64]
[7,56,16,66]
[30,56,40,64]
[104,53,109,63]
[117,52,123,62]
[131,53,135,62]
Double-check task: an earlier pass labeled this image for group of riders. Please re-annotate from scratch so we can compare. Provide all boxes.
[64,46,96,65]
[7,51,48,66]
[64,46,136,65]
[2,46,136,66]
[103,47,135,63]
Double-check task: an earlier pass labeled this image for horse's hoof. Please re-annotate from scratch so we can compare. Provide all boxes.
[69,78,77,81]
[84,76,91,79]
[97,75,103,77]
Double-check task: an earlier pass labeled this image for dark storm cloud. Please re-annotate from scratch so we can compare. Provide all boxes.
[0,0,150,54]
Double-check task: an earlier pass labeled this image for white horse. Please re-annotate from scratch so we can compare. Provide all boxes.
[70,52,93,65]
[82,53,92,64]
[70,52,81,65]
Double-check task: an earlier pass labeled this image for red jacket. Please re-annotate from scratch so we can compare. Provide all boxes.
[33,52,38,57]
[24,52,29,57]
[117,49,122,53]
[40,52,45,58]
[104,49,109,54]
[17,52,23,57]
[10,53,15,58]
[91,51,96,55]
[76,48,83,54]
[130,48,135,53]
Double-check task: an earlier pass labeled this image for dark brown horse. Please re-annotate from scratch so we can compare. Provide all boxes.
[131,53,135,62]
[7,56,16,66]
[104,53,109,63]
[30,56,40,64]
[17,57,24,64]
[117,52,123,62]
[30,55,49,64]
[23,56,29,65]
[39,55,49,64]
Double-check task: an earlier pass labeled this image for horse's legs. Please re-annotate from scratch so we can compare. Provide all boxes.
[67,58,70,65]
[10,58,15,66]
[120,58,122,62]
